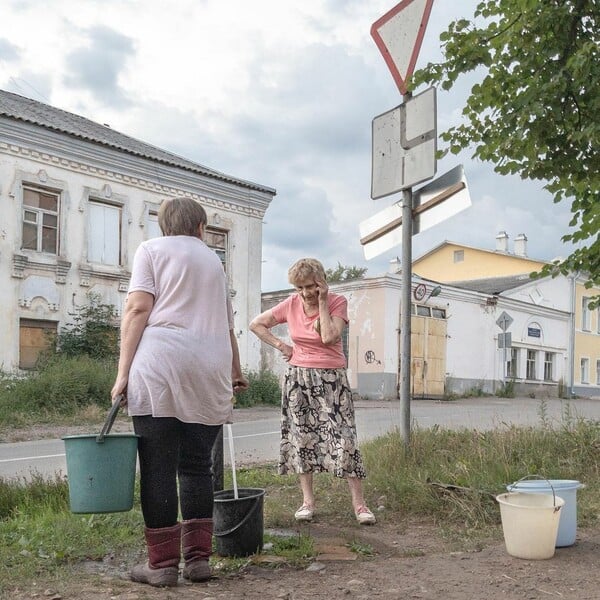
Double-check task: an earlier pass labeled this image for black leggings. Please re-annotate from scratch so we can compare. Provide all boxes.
[132,416,221,529]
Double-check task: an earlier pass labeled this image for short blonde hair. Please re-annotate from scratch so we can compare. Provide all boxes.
[288,258,326,286]
[158,197,207,237]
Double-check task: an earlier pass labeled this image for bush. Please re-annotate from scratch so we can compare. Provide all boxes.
[235,369,281,407]
[45,292,119,361]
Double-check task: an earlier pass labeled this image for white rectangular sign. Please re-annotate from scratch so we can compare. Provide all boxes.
[360,164,471,260]
[371,86,437,199]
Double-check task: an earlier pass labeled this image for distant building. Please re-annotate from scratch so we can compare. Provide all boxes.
[413,233,600,398]
[0,89,276,372]
[257,233,599,399]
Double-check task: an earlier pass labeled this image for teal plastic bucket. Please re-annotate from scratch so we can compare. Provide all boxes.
[507,479,583,547]
[62,402,139,514]
[213,488,265,557]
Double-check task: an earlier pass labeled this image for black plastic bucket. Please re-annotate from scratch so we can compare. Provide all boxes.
[213,487,265,557]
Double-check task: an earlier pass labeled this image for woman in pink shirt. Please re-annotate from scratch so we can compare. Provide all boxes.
[250,258,375,525]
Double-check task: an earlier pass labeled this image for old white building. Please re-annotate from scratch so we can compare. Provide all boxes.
[0,89,275,372]
[258,268,571,400]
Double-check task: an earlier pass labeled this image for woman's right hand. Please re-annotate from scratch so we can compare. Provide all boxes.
[111,376,129,406]
[279,342,293,362]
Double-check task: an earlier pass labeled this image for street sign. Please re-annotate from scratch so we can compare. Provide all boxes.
[413,164,471,234]
[371,0,435,95]
[360,164,471,260]
[371,86,436,200]
[498,332,512,349]
[496,311,513,332]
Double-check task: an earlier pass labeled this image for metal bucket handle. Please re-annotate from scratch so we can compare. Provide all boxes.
[96,396,124,443]
[213,493,263,538]
[508,474,561,513]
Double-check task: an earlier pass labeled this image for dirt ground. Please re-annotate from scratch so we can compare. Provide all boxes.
[5,407,600,599]
[9,516,600,600]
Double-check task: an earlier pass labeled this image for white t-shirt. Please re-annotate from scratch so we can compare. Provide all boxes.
[125,235,234,425]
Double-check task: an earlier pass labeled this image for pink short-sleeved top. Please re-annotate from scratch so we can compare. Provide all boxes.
[271,293,348,368]
[125,235,234,425]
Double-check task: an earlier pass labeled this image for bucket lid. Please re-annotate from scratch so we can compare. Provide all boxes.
[508,479,583,491]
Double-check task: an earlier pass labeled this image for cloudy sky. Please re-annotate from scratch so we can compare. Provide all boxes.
[0,0,575,291]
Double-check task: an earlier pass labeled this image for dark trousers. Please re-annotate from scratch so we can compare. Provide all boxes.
[132,416,221,529]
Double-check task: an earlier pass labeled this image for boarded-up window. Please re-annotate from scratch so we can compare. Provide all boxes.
[19,319,57,369]
[88,201,121,265]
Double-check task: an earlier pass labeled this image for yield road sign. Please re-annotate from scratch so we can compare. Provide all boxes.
[371,0,434,95]
[496,311,514,332]
[371,86,436,200]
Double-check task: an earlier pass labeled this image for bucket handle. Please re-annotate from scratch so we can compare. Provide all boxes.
[213,494,263,538]
[508,474,561,513]
[96,396,123,443]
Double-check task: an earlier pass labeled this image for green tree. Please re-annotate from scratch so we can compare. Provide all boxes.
[414,1,599,296]
[325,262,367,283]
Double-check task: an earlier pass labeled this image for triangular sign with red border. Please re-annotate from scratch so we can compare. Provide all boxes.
[371,0,434,95]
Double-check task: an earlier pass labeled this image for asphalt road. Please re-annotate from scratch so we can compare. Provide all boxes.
[1,396,599,481]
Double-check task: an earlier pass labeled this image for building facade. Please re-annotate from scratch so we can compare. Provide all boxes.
[1,90,276,373]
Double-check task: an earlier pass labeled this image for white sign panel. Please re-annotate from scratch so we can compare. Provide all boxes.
[360,164,471,260]
[359,201,404,260]
[371,86,437,200]
[413,164,471,234]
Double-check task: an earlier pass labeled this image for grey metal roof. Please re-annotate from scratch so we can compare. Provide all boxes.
[0,89,275,194]
[450,273,537,295]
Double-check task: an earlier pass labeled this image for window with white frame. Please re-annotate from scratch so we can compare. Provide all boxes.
[88,200,122,266]
[507,347,519,378]
[453,249,464,263]
[596,359,600,385]
[526,349,537,380]
[582,297,591,331]
[544,352,554,382]
[22,186,60,254]
[581,358,589,384]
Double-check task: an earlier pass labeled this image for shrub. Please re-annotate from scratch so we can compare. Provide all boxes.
[45,292,119,361]
[235,369,281,407]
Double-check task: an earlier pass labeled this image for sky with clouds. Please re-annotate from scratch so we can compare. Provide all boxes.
[0,0,576,291]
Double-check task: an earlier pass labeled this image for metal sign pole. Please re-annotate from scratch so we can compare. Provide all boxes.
[399,187,413,450]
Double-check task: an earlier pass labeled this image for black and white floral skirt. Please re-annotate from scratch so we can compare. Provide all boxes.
[279,366,367,479]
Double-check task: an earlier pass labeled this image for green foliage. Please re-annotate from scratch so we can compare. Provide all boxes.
[325,262,367,283]
[235,369,281,407]
[0,356,115,424]
[48,292,119,361]
[413,1,600,298]
[496,379,515,398]
[362,418,600,529]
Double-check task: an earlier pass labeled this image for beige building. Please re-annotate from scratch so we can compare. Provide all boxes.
[0,89,276,372]
[414,233,600,397]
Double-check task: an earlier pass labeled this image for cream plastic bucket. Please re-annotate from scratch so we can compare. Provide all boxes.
[496,492,564,559]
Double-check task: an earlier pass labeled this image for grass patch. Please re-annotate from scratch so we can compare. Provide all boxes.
[2,417,600,594]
